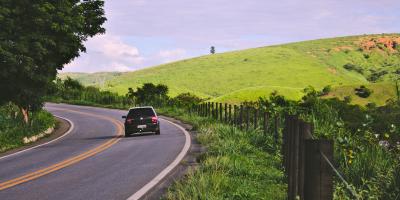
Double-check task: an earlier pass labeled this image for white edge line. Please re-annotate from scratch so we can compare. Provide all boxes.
[0,115,75,161]
[127,118,191,200]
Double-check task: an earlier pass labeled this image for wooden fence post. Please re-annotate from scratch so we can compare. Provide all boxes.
[204,103,206,116]
[233,105,237,126]
[274,115,279,144]
[254,108,258,130]
[263,112,269,135]
[304,139,334,200]
[208,102,211,117]
[282,115,291,175]
[246,107,250,131]
[216,103,219,120]
[224,103,228,123]
[298,122,313,200]
[239,105,243,130]
[211,102,215,119]
[214,103,218,119]
[228,104,232,124]
[287,116,300,200]
[219,103,223,121]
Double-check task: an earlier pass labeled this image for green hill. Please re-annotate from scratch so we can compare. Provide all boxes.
[58,72,124,87]
[60,34,400,105]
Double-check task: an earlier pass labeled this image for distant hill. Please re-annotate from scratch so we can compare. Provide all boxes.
[58,72,124,88]
[59,34,400,105]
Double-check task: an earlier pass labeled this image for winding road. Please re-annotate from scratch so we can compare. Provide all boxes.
[0,103,190,200]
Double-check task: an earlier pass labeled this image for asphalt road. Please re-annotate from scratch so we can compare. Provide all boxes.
[0,103,188,200]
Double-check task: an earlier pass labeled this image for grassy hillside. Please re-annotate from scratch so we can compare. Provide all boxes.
[60,34,400,105]
[58,72,123,87]
[324,82,397,105]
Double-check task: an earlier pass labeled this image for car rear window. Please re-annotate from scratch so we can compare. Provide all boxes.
[127,108,155,118]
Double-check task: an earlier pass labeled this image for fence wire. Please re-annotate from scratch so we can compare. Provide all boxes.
[308,132,359,199]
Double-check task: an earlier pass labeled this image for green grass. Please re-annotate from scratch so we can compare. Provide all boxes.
[158,107,286,200]
[60,34,400,105]
[324,82,397,106]
[0,104,56,153]
[58,72,124,87]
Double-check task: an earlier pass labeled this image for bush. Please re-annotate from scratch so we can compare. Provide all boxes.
[173,93,202,107]
[320,85,332,96]
[355,85,373,98]
[367,70,388,82]
[343,63,364,74]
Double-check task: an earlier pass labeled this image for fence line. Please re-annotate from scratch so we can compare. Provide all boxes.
[188,102,348,200]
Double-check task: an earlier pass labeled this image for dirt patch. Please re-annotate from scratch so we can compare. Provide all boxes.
[331,46,353,52]
[327,67,337,75]
[358,35,400,53]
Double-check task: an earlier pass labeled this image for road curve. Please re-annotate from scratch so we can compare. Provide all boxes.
[0,103,189,200]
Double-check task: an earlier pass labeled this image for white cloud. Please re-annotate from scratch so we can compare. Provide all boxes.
[63,34,144,72]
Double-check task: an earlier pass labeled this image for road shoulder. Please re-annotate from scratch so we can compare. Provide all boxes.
[140,115,206,200]
[0,117,71,158]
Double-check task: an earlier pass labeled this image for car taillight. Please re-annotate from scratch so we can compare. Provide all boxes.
[126,118,133,124]
[151,116,158,124]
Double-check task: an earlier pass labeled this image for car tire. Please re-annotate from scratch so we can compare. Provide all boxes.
[155,130,160,135]
[125,132,130,137]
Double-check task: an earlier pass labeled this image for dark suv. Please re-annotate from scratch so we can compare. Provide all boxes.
[122,106,160,136]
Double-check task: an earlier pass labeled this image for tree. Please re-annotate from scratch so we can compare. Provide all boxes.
[0,0,106,123]
[130,83,169,105]
[63,77,84,91]
[210,46,215,54]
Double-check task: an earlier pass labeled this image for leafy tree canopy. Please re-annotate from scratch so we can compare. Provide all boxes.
[127,83,169,104]
[0,0,106,122]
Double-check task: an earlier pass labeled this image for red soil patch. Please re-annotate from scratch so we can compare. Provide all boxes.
[358,36,400,53]
[332,46,353,52]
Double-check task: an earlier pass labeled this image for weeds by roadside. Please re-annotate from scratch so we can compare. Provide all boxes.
[0,103,55,153]
[159,107,287,200]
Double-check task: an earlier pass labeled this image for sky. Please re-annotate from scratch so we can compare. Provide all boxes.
[63,0,400,73]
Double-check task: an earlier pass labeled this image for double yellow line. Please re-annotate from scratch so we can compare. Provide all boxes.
[0,108,123,191]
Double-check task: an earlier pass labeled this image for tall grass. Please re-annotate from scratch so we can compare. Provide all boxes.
[0,104,55,152]
[159,107,286,200]
[301,101,400,199]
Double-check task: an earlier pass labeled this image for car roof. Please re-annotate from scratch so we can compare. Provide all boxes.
[129,106,154,110]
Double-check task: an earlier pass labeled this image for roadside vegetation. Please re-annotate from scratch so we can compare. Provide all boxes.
[0,1,106,152]
[53,78,400,199]
[0,103,55,153]
[160,108,287,199]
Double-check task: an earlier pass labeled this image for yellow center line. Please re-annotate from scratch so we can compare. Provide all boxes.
[0,108,124,191]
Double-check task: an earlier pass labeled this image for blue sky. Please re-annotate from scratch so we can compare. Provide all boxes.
[63,0,400,72]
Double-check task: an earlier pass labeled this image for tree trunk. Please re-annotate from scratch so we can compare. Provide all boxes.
[20,106,29,124]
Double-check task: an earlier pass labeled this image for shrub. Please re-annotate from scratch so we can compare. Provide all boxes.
[355,85,373,98]
[173,93,202,107]
[367,70,388,82]
[320,85,332,96]
[343,63,364,74]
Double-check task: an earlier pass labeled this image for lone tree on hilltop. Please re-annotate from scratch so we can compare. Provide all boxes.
[210,46,215,54]
[0,0,106,123]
